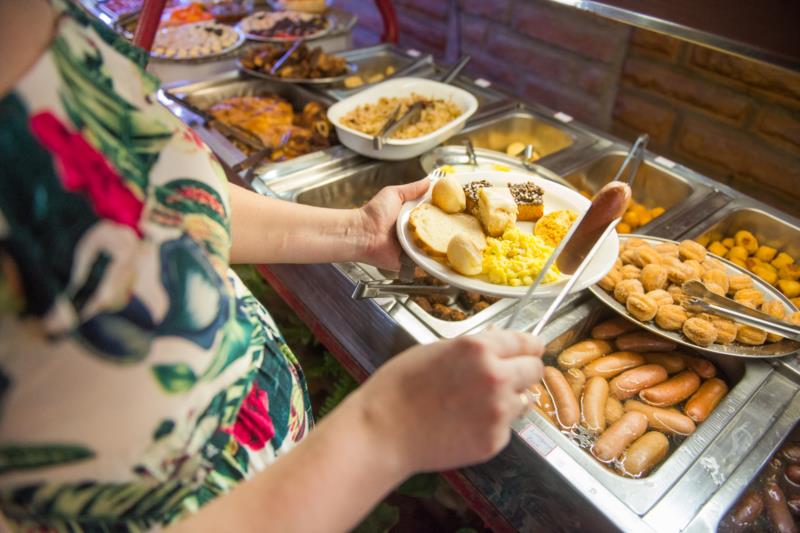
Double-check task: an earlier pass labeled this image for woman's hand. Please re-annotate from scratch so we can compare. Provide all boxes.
[356,178,429,271]
[351,330,545,474]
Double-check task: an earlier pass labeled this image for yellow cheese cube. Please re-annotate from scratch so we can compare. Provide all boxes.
[779,264,800,281]
[778,279,800,298]
[772,252,795,270]
[726,246,749,262]
[755,245,778,262]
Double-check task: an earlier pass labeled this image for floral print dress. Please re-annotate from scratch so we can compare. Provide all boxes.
[0,2,311,531]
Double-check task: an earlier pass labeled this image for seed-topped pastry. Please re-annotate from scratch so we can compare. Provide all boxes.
[463,180,492,216]
[508,182,544,221]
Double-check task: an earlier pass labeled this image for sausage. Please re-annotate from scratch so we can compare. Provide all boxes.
[591,317,639,340]
[683,355,717,379]
[609,364,669,400]
[684,378,728,422]
[615,332,677,353]
[621,431,670,477]
[582,352,645,379]
[639,371,701,407]
[556,340,614,369]
[764,481,798,533]
[565,368,586,400]
[529,383,557,426]
[557,181,631,275]
[728,491,764,529]
[624,400,696,436]
[643,352,687,374]
[782,443,800,463]
[592,411,648,463]
[786,464,800,486]
[543,366,581,429]
[581,376,609,434]
[605,397,625,425]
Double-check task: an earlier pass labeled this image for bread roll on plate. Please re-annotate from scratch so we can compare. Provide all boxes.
[409,203,486,256]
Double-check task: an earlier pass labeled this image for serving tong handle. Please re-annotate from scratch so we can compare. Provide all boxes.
[373,102,424,151]
[270,38,304,75]
[441,55,471,84]
[353,280,460,305]
[506,134,649,333]
[682,280,800,341]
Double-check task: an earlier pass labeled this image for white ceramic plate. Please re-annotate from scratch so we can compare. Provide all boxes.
[396,170,620,299]
[590,234,800,358]
[326,77,479,161]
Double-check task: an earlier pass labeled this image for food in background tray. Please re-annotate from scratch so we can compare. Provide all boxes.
[720,438,800,532]
[597,237,800,348]
[530,318,729,478]
[162,3,214,27]
[343,66,397,89]
[208,96,334,161]
[207,2,254,24]
[340,94,463,140]
[578,187,664,234]
[409,177,577,287]
[408,269,499,321]
[240,43,348,79]
[505,141,541,162]
[152,22,241,59]
[697,230,800,306]
[239,11,330,40]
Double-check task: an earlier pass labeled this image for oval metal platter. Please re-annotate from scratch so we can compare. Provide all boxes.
[150,23,246,62]
[238,12,333,43]
[589,234,800,358]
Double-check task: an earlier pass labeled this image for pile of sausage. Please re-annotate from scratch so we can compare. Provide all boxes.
[529,316,729,477]
[721,441,800,532]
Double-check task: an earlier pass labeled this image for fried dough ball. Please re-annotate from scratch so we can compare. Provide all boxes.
[734,230,759,254]
[646,289,673,307]
[655,243,680,257]
[626,238,648,250]
[710,316,737,344]
[728,274,753,293]
[762,300,787,343]
[634,247,662,268]
[752,264,778,285]
[614,257,623,270]
[667,263,695,285]
[726,246,749,262]
[702,270,729,295]
[707,241,728,257]
[598,268,623,292]
[620,249,639,266]
[755,245,778,263]
[621,264,642,280]
[684,260,705,280]
[734,288,764,309]
[736,325,767,346]
[641,264,668,292]
[667,285,689,307]
[679,240,707,262]
[683,317,718,346]
[772,252,795,270]
[655,304,688,331]
[704,282,726,297]
[614,279,644,304]
[626,293,659,321]
[788,312,800,326]
[702,258,726,271]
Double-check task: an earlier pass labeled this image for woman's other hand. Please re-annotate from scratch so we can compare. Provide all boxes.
[351,330,545,474]
[357,178,429,271]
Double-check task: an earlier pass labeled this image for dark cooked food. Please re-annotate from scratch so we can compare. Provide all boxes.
[207,96,334,161]
[242,11,329,40]
[508,182,544,221]
[407,275,497,322]
[241,43,348,79]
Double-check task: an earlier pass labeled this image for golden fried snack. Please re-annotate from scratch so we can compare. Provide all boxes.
[709,316,737,345]
[621,264,642,280]
[655,243,680,257]
[620,249,639,266]
[702,258,726,271]
[626,238,648,250]
[707,241,728,257]
[598,268,623,292]
[778,280,800,298]
[734,288,765,309]
[667,263,695,285]
[683,317,718,347]
[627,294,659,321]
[702,270,729,295]
[655,304,688,331]
[641,264,668,292]
[789,311,800,325]
[736,325,767,345]
[614,279,644,304]
[667,285,689,306]
[614,257,623,270]
[761,300,787,343]
[705,282,727,297]
[728,274,753,293]
[684,260,705,280]
[646,289,673,307]
[772,252,795,270]
[751,263,778,285]
[726,246,749,262]
[679,240,707,262]
[634,247,663,268]
[779,264,800,281]
[734,230,758,254]
[755,245,778,263]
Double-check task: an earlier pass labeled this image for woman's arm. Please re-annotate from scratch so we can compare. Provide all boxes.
[169,331,544,533]
[228,180,428,269]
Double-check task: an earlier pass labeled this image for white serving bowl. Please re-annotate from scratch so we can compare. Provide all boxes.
[326,77,479,161]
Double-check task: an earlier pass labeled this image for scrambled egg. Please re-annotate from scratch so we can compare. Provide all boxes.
[483,228,561,286]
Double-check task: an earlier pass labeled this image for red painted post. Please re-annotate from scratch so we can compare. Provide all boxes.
[374,0,398,44]
[133,0,168,52]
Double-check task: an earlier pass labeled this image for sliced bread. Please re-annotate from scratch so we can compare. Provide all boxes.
[409,203,486,256]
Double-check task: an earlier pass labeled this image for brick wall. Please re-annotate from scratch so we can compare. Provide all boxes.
[334,0,800,215]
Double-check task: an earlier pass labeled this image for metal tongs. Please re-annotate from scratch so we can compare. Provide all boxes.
[682,280,800,341]
[270,38,304,75]
[506,134,649,334]
[352,280,461,305]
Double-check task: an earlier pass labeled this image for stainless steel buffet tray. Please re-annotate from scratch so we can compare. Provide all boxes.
[158,70,349,173]
[403,62,510,116]
[513,300,779,519]
[447,103,597,168]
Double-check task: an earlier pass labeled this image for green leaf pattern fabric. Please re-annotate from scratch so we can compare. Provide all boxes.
[0,2,312,530]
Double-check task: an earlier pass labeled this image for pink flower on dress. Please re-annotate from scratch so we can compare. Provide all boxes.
[225,383,275,451]
[29,112,144,236]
